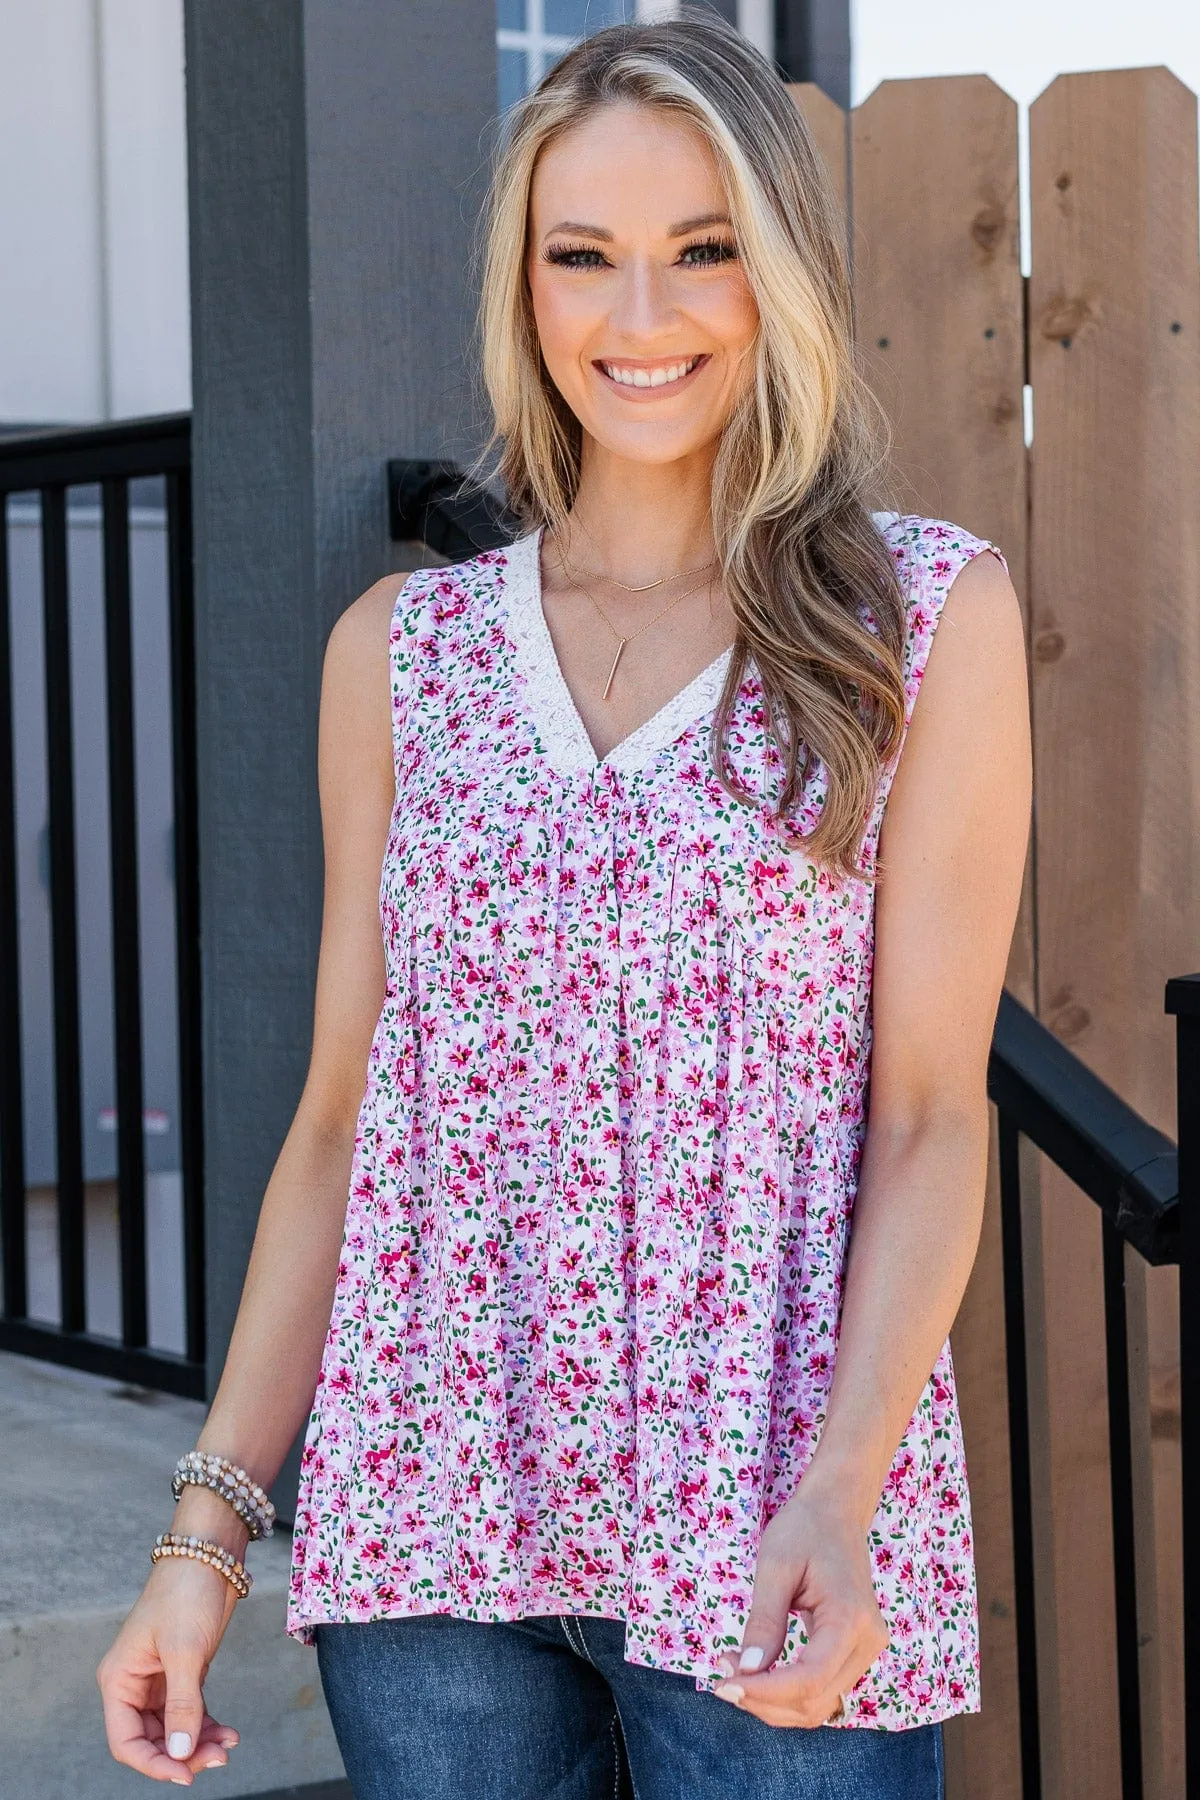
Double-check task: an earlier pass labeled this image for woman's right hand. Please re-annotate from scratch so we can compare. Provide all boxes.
[98,1506,245,1785]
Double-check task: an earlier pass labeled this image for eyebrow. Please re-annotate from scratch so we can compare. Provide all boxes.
[542,210,733,241]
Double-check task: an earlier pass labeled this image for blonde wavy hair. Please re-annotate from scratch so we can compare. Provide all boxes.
[476,7,907,882]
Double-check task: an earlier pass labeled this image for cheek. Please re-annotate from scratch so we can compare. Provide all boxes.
[706,274,759,354]
[528,271,597,380]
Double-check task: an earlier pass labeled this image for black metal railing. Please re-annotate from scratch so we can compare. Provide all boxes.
[0,414,204,1398]
[990,979,1196,1800]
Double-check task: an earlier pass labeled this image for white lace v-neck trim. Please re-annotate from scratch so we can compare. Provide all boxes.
[501,527,735,779]
[500,514,900,779]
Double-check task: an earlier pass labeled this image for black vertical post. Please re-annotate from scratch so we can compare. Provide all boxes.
[0,497,27,1320]
[166,463,206,1369]
[1101,1216,1144,1800]
[774,0,851,107]
[41,484,87,1334]
[1167,972,1200,1799]
[102,476,149,1349]
[183,0,496,1505]
[998,1111,1043,1800]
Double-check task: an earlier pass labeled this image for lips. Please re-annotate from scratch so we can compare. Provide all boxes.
[594,353,709,393]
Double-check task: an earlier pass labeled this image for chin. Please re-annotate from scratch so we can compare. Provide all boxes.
[585,422,720,466]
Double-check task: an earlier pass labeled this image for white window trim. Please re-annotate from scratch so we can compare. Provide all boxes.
[497,2,775,98]
[496,0,685,95]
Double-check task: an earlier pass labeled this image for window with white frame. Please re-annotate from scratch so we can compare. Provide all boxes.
[496,4,777,111]
[496,1,651,111]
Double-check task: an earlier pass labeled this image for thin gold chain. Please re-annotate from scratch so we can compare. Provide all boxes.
[559,519,718,593]
[559,544,718,593]
[570,568,717,701]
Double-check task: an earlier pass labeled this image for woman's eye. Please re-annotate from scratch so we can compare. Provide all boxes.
[678,238,739,268]
[543,245,610,270]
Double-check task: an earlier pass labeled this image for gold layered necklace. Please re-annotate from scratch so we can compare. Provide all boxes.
[554,539,720,701]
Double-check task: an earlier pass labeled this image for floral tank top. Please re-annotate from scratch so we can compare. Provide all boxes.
[287,511,1007,1729]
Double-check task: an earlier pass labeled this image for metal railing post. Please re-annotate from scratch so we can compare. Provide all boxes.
[1167,972,1200,1798]
[0,416,204,1398]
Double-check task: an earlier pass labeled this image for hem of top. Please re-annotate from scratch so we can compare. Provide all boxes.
[286,1592,980,1729]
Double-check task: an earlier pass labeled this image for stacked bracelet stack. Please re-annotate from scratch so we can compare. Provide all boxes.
[171,1451,276,1540]
[151,1533,252,1599]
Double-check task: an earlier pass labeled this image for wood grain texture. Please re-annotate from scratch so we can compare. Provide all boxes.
[786,81,848,224]
[849,76,1031,1800]
[1029,65,1200,1799]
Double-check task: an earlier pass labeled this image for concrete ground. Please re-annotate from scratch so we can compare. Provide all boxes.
[0,1351,347,1798]
[246,1787,350,1799]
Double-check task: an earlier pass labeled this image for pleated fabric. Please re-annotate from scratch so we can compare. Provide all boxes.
[287,514,1007,1728]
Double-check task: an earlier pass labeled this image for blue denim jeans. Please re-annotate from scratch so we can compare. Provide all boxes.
[316,1612,945,1800]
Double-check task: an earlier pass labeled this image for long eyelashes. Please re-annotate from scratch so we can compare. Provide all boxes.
[541,236,739,270]
[679,236,739,267]
[542,243,609,269]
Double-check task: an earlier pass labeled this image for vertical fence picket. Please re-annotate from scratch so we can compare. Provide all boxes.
[850,74,1030,1800]
[786,82,848,236]
[1029,68,1200,1799]
[850,75,1028,566]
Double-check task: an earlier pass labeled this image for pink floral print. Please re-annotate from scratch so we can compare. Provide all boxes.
[287,512,1008,1729]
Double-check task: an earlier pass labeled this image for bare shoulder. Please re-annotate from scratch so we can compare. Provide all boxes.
[324,572,409,679]
[319,574,411,780]
[934,546,1023,658]
[883,541,1030,850]
[911,546,1027,735]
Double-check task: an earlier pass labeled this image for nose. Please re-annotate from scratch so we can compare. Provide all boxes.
[606,253,680,346]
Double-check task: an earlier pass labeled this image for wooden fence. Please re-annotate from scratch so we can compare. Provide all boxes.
[790,66,1200,1800]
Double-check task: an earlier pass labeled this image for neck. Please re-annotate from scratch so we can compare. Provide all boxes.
[560,435,718,585]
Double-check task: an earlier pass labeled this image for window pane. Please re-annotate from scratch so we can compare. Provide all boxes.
[496,0,525,29]
[543,0,632,34]
[497,46,528,111]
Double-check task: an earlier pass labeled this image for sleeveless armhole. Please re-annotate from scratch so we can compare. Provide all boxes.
[388,566,433,787]
[864,514,1010,862]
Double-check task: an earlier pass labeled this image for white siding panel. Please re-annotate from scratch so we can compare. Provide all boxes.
[0,0,106,421]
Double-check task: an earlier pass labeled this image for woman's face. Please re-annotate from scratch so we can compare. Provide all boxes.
[526,102,759,469]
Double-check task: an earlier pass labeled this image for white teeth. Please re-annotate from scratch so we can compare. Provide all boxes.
[602,357,699,388]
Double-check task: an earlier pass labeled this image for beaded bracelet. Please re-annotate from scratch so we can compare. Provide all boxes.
[171,1450,276,1540]
[151,1532,252,1600]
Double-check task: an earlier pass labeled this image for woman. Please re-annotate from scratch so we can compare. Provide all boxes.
[99,12,1031,1798]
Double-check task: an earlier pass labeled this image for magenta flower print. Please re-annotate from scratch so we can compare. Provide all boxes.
[285,512,1007,1731]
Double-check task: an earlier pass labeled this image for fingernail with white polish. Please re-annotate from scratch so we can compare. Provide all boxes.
[715,1682,745,1705]
[738,1645,765,1671]
[168,1732,193,1760]
[715,1657,735,1680]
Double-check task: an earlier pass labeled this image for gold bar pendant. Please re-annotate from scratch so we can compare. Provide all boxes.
[602,638,627,701]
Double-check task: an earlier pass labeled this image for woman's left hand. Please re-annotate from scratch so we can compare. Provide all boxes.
[712,1477,889,1728]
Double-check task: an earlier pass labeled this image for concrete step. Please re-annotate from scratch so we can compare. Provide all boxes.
[245,1787,351,1799]
[0,1351,347,1798]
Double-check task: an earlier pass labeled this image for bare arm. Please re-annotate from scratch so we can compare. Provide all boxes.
[98,572,403,1784]
[717,547,1032,1724]
[189,576,400,1490]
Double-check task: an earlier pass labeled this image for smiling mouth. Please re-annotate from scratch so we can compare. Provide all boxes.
[595,354,708,390]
